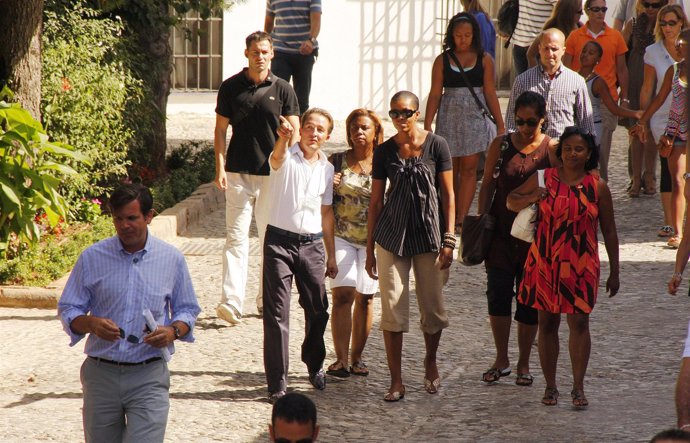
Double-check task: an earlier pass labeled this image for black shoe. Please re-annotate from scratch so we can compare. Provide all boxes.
[309,369,326,390]
[267,390,286,404]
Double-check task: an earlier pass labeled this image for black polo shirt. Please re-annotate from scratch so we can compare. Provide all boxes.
[215,69,299,176]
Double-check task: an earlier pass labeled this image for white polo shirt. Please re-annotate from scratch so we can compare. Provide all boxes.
[267,143,334,235]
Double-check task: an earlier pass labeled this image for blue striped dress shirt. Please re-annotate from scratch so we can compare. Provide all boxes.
[58,233,200,363]
[266,0,321,54]
[505,64,595,139]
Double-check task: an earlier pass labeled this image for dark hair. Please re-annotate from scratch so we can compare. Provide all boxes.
[301,107,335,134]
[108,183,153,215]
[515,91,547,120]
[583,40,604,58]
[650,429,690,442]
[556,126,599,171]
[271,393,317,431]
[245,31,272,50]
[543,0,582,36]
[584,0,604,10]
[390,90,420,110]
[443,12,484,55]
[345,108,384,148]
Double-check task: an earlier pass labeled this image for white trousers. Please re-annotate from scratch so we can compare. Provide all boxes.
[221,172,270,313]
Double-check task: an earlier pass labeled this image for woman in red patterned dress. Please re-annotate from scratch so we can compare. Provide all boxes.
[507,127,620,409]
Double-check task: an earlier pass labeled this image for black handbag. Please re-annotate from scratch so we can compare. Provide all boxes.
[497,0,519,48]
[460,213,496,266]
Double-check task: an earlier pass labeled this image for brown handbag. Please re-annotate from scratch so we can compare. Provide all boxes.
[460,213,496,266]
[657,128,678,159]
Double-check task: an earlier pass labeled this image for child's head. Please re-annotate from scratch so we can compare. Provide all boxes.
[579,41,603,68]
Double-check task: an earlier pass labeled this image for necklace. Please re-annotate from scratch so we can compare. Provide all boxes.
[357,158,372,175]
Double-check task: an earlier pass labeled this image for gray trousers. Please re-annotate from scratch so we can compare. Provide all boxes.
[81,357,170,443]
[262,227,330,393]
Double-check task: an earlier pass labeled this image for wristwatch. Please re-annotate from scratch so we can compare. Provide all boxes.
[683,172,690,180]
[172,325,181,340]
[309,37,317,45]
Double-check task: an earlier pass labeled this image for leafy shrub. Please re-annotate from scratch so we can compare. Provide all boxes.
[0,215,114,286]
[42,0,148,200]
[150,141,215,213]
[0,88,89,258]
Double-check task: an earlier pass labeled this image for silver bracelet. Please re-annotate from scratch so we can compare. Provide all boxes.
[673,272,683,280]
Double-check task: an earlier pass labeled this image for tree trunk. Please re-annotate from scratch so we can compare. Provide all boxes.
[0,0,43,119]
[140,1,171,175]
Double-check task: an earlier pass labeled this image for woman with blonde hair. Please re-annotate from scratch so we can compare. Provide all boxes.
[638,4,688,245]
[526,0,584,68]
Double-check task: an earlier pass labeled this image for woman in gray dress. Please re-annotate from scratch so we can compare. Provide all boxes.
[425,12,504,232]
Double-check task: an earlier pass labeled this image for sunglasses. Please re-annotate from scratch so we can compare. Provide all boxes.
[660,20,679,27]
[516,118,540,127]
[388,109,417,119]
[643,1,663,7]
[119,324,152,344]
[587,6,608,12]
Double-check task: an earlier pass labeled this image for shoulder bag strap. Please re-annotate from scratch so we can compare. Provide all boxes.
[445,50,497,124]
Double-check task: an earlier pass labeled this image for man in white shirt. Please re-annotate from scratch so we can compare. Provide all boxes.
[262,108,338,404]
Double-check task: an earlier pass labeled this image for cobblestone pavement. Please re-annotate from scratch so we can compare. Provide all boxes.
[2,105,689,442]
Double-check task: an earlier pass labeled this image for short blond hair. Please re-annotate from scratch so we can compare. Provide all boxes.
[654,4,688,42]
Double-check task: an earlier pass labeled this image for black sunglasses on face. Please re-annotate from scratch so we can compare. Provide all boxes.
[388,109,417,119]
[587,6,608,12]
[660,20,679,27]
[516,118,540,127]
[643,1,663,8]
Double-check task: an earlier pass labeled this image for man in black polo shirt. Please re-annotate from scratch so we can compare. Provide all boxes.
[214,31,300,325]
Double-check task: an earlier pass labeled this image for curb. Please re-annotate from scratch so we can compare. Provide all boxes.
[0,182,224,309]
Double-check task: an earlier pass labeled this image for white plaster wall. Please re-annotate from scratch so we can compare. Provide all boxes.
[222,0,446,120]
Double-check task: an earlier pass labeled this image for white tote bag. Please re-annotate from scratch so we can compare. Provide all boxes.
[510,169,545,243]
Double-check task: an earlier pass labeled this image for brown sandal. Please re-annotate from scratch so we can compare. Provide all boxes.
[542,387,559,406]
[571,389,589,409]
[349,361,369,376]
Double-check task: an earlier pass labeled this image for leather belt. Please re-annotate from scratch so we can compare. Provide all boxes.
[267,225,323,242]
[89,356,162,366]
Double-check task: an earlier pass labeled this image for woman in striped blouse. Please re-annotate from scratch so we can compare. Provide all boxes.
[366,91,455,402]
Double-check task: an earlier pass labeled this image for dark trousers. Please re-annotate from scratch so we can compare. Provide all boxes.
[512,45,529,77]
[271,51,316,115]
[262,228,329,393]
[486,265,538,325]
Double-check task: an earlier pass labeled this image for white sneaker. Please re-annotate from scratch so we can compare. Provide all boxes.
[216,304,241,325]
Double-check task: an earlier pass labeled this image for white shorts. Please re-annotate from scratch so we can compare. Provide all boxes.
[330,236,378,294]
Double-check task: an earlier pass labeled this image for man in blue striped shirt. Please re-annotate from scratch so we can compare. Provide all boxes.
[264,0,322,114]
[58,184,200,443]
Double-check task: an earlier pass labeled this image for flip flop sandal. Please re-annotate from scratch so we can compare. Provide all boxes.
[383,387,405,402]
[542,387,559,406]
[424,377,441,394]
[658,226,674,238]
[349,361,369,376]
[571,389,589,409]
[515,373,534,386]
[481,367,511,383]
[326,362,350,378]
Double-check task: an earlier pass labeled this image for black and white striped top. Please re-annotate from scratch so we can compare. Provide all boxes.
[371,133,452,256]
[505,64,595,138]
[512,0,558,48]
